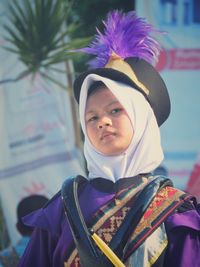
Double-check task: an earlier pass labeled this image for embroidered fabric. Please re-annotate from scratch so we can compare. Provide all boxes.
[63,175,188,266]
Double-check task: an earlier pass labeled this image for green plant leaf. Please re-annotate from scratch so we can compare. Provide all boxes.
[1,0,90,87]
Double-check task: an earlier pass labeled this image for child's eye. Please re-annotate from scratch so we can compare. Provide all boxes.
[111,108,122,114]
[87,116,98,122]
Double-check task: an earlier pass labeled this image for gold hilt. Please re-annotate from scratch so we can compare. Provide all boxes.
[91,231,126,267]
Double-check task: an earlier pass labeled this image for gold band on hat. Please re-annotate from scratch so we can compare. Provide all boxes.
[105,53,149,95]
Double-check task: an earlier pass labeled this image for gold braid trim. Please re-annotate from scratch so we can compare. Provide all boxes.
[105,54,149,95]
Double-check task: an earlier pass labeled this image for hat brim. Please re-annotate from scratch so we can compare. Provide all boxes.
[73,57,170,126]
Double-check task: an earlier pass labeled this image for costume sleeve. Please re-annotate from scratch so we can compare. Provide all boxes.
[17,227,58,267]
[164,209,200,267]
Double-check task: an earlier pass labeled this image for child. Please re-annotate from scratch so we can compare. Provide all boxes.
[0,195,48,267]
[18,10,200,267]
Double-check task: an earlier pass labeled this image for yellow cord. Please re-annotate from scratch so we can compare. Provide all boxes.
[91,232,126,267]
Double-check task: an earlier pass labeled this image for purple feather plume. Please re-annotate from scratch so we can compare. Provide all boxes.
[78,10,162,68]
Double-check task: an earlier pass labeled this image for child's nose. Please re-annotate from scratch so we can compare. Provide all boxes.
[98,117,112,129]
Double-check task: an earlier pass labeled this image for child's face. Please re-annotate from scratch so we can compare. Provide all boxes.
[85,87,134,156]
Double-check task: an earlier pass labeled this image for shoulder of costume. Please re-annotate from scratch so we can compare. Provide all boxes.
[146,175,200,231]
[43,190,61,208]
[22,176,89,235]
[152,174,198,213]
[163,182,200,232]
[147,174,193,214]
[123,175,194,259]
[22,190,62,235]
[136,174,192,228]
[41,175,88,209]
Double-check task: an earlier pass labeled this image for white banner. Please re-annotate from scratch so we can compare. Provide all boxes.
[0,2,85,245]
[136,0,200,190]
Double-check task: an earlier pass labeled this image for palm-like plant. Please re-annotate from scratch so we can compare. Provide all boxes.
[0,0,91,150]
[1,0,90,88]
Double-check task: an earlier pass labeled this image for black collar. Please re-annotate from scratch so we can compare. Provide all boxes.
[88,173,151,193]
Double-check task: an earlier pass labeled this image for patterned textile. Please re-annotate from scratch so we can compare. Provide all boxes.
[64,179,188,266]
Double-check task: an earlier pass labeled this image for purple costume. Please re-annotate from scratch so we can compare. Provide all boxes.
[17,176,200,267]
[13,9,200,267]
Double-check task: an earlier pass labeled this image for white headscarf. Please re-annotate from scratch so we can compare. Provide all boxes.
[79,74,164,182]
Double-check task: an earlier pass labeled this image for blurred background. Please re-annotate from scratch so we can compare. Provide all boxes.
[0,0,199,260]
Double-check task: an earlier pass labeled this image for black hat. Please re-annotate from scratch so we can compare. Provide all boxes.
[74,57,170,126]
[73,10,171,126]
[16,194,49,235]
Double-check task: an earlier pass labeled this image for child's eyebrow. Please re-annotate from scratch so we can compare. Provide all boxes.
[85,110,95,115]
[103,100,121,110]
[107,100,120,107]
[85,100,121,115]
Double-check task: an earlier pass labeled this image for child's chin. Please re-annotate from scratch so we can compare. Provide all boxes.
[101,147,126,156]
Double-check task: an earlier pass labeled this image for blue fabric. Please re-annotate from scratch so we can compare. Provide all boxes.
[0,236,29,266]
